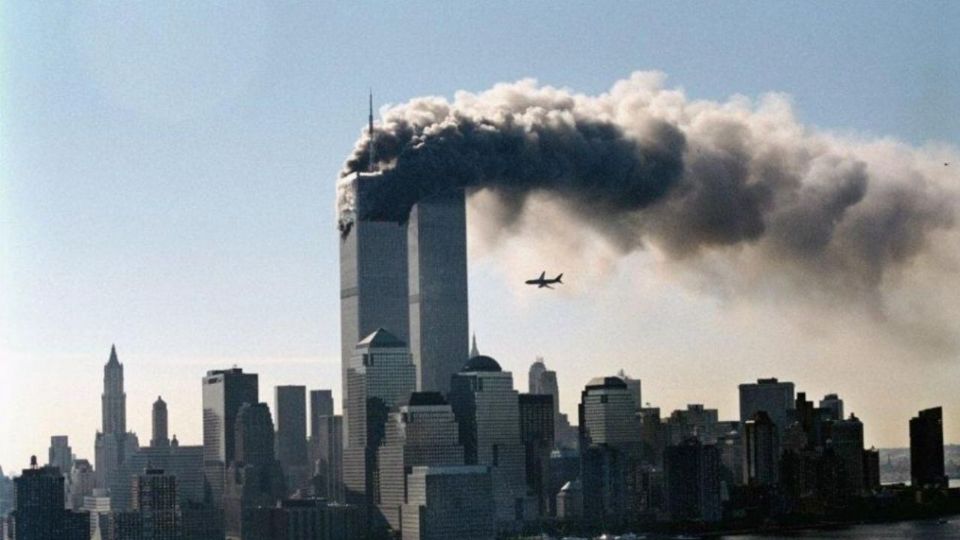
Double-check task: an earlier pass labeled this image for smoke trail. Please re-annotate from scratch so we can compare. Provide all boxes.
[337,72,957,306]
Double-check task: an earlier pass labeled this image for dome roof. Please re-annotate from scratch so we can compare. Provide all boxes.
[462,355,502,373]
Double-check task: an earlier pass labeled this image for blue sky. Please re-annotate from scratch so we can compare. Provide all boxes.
[1,2,958,471]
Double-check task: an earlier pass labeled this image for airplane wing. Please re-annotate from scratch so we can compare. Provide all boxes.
[539,271,546,280]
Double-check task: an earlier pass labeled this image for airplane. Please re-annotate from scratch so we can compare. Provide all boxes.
[525,271,563,289]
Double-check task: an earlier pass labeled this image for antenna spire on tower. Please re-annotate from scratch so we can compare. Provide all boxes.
[368,89,376,172]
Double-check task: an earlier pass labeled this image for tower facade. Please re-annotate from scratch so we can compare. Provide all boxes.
[407,189,469,395]
[377,392,465,530]
[102,345,126,435]
[909,406,947,489]
[449,355,531,528]
[95,345,137,495]
[201,367,258,508]
[152,397,170,448]
[738,378,795,440]
[342,328,417,531]
[339,175,411,418]
[275,385,309,492]
[134,469,181,540]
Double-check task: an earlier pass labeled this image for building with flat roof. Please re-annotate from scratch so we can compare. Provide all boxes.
[401,465,495,540]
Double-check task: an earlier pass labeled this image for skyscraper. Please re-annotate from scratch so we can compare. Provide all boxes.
[95,345,138,495]
[69,460,96,511]
[819,393,844,421]
[400,466,495,540]
[743,411,779,486]
[308,389,341,501]
[102,345,126,435]
[519,394,555,517]
[528,357,576,449]
[830,413,865,495]
[152,396,170,448]
[739,378,795,440]
[48,435,73,479]
[309,389,334,440]
[134,469,181,540]
[202,367,259,507]
[449,355,531,529]
[664,438,722,523]
[224,403,286,539]
[407,189,469,395]
[339,174,411,417]
[377,392,465,531]
[578,376,641,525]
[343,328,417,530]
[275,385,309,492]
[13,456,91,540]
[909,406,947,489]
[113,436,205,511]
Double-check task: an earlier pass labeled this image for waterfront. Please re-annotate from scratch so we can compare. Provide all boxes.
[722,517,960,539]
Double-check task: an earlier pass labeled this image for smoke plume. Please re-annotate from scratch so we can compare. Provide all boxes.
[337,72,958,347]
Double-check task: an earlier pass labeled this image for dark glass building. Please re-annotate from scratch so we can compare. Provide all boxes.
[275,385,309,492]
[13,457,90,540]
[202,367,259,507]
[909,406,947,489]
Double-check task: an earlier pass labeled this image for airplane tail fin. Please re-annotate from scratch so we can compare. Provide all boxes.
[556,273,563,283]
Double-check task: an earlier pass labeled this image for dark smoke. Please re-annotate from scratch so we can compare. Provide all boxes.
[337,73,956,301]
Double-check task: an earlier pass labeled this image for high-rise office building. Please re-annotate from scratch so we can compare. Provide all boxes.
[313,415,344,502]
[134,469,181,540]
[95,346,139,496]
[13,456,91,540]
[449,355,531,529]
[308,389,340,501]
[339,174,411,418]
[275,385,309,492]
[743,411,779,486]
[400,466,495,540]
[377,392,465,531]
[202,367,259,507]
[739,378,795,441]
[343,328,417,531]
[519,394,554,517]
[49,436,74,477]
[309,390,334,439]
[819,393,844,421]
[152,397,170,448]
[579,376,641,450]
[666,404,721,445]
[578,376,641,526]
[69,460,96,511]
[224,403,287,539]
[664,438,722,523]
[407,189,469,395]
[528,358,569,446]
[112,438,204,511]
[103,345,126,435]
[909,406,947,489]
[830,413,865,495]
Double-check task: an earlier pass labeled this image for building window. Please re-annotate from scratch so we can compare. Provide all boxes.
[492,444,499,466]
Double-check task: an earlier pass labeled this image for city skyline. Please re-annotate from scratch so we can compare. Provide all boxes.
[3,1,959,475]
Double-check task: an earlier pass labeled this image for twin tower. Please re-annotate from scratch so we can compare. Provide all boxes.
[339,177,469,411]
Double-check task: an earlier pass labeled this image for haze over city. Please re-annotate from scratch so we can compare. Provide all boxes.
[2,0,959,480]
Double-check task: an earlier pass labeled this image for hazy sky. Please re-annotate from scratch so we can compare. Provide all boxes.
[1,2,958,472]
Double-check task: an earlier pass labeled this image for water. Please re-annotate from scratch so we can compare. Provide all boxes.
[721,518,960,539]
